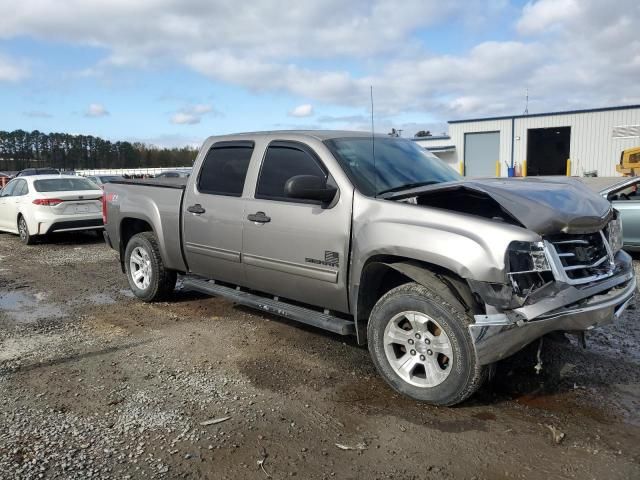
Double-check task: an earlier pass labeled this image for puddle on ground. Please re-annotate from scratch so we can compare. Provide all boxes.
[118,289,135,298]
[85,293,117,305]
[0,291,66,323]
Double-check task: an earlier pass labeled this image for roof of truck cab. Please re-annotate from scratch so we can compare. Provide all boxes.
[207,130,391,142]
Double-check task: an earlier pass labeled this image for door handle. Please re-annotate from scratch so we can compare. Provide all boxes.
[247,211,271,223]
[187,204,206,214]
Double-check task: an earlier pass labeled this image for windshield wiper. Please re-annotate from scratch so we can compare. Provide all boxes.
[376,181,440,197]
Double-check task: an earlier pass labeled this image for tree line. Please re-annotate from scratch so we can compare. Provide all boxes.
[0,130,198,172]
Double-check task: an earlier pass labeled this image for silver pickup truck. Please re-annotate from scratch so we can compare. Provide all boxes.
[103,130,636,406]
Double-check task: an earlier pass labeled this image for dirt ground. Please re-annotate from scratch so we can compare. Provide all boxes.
[0,232,639,480]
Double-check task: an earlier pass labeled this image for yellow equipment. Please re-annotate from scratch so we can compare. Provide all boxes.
[616,146,640,176]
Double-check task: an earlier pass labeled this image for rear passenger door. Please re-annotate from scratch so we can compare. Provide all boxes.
[242,141,352,313]
[182,141,254,285]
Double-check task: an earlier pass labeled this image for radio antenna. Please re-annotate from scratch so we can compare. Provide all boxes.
[370,85,377,195]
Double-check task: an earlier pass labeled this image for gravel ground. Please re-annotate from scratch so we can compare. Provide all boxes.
[0,231,639,479]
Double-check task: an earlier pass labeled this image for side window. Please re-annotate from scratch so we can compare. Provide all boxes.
[15,180,28,196]
[1,181,17,197]
[256,143,326,201]
[198,143,254,196]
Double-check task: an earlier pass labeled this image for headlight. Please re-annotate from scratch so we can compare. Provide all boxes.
[506,241,554,297]
[507,241,551,273]
[607,215,623,254]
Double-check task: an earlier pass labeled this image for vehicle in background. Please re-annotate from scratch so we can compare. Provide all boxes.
[103,131,635,406]
[579,176,640,251]
[616,146,640,176]
[154,169,191,179]
[86,175,125,188]
[0,175,103,245]
[15,168,61,177]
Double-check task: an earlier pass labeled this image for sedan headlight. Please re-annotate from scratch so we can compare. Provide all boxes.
[607,215,623,254]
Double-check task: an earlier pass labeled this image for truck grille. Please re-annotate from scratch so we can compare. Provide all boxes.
[546,231,613,284]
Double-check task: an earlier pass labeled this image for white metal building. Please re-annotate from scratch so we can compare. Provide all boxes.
[414,104,640,177]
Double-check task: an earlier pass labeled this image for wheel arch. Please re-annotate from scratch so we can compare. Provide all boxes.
[353,256,482,345]
[119,217,154,272]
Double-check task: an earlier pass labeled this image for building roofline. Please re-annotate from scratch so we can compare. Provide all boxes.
[411,135,451,141]
[448,104,640,124]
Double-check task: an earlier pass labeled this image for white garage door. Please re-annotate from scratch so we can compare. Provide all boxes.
[464,132,500,177]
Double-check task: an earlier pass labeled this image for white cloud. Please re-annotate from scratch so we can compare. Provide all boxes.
[288,104,314,117]
[85,103,109,117]
[2,0,640,123]
[517,0,580,34]
[170,103,216,125]
[0,54,29,82]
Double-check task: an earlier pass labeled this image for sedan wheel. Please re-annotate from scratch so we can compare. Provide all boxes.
[18,216,34,245]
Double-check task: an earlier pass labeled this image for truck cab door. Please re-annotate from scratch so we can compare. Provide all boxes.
[242,140,352,313]
[182,141,254,284]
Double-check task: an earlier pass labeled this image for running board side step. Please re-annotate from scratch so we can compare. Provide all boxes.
[182,276,355,336]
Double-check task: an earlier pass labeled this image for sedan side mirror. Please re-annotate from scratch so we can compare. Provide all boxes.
[284,175,337,205]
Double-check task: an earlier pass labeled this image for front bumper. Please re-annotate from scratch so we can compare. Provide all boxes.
[470,250,636,365]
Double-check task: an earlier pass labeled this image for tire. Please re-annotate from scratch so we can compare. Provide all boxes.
[124,232,177,302]
[17,215,35,245]
[367,282,487,406]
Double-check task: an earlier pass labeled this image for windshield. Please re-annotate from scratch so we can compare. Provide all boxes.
[34,178,101,192]
[324,137,460,196]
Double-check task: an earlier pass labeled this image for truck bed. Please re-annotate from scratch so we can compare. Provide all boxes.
[109,178,188,189]
[104,179,188,272]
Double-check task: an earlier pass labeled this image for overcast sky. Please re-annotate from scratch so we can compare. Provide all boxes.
[1,0,639,147]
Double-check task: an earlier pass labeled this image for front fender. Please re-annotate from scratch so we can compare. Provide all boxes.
[349,193,540,325]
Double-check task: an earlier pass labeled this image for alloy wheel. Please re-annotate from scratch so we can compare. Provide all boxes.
[129,246,152,290]
[383,311,453,388]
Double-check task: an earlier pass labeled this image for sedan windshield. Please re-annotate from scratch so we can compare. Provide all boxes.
[324,137,460,197]
[34,178,101,192]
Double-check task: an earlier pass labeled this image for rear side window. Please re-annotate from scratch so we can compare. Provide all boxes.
[34,178,100,192]
[15,180,28,196]
[256,143,326,200]
[198,143,254,196]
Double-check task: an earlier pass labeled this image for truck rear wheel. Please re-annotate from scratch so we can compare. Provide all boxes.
[367,282,487,406]
[124,232,177,302]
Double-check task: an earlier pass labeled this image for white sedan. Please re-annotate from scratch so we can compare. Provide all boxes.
[0,175,103,245]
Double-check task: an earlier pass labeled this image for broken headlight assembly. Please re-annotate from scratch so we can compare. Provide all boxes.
[468,241,556,310]
[607,214,623,254]
[506,241,555,297]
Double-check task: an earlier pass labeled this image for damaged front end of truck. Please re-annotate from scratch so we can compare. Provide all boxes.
[381,177,637,365]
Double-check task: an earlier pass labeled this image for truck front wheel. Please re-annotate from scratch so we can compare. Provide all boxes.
[367,282,487,406]
[124,232,177,302]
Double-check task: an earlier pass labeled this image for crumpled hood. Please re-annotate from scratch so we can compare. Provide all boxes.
[389,177,613,235]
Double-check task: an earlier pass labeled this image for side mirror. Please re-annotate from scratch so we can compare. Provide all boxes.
[285,175,337,205]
